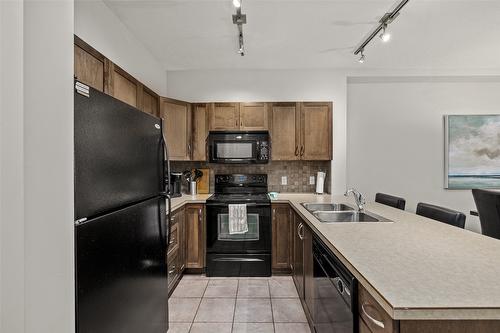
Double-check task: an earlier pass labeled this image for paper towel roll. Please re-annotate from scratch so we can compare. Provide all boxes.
[316,171,326,194]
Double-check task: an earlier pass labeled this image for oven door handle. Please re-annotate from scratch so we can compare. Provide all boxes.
[206,203,270,208]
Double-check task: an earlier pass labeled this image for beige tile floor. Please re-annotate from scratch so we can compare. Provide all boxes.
[168,275,311,333]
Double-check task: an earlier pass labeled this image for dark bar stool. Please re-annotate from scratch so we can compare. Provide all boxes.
[416,203,466,229]
[472,189,500,240]
[375,193,406,210]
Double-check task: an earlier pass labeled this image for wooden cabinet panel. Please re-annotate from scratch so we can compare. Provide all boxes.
[192,104,209,161]
[160,98,191,161]
[292,213,304,298]
[300,102,332,160]
[111,67,139,108]
[272,204,292,273]
[210,103,240,130]
[74,37,106,92]
[270,103,300,160]
[185,204,205,269]
[142,88,159,117]
[177,208,186,272]
[400,320,500,333]
[240,103,268,130]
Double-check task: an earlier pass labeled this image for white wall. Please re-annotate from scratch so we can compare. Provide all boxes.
[347,76,500,233]
[1,1,24,331]
[75,0,167,95]
[166,69,347,194]
[1,1,75,332]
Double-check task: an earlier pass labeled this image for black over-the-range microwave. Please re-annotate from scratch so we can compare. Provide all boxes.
[208,131,270,164]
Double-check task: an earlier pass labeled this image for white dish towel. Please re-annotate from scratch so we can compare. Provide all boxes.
[228,204,248,235]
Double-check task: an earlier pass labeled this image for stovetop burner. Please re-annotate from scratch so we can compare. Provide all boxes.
[207,193,270,204]
[207,174,270,204]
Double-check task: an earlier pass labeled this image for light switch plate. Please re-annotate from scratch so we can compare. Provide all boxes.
[281,176,288,185]
[309,176,315,185]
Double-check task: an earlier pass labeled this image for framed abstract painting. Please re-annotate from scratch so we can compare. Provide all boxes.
[444,115,500,189]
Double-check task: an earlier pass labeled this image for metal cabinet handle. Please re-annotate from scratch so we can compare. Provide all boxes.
[361,303,385,329]
[297,222,304,240]
[168,265,176,275]
[294,146,299,156]
[199,208,202,224]
[300,146,304,157]
[169,237,175,245]
[188,143,191,156]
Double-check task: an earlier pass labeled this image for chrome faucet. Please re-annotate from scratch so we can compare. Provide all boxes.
[344,188,366,212]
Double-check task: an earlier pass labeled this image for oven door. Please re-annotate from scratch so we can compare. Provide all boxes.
[209,139,258,164]
[206,203,271,254]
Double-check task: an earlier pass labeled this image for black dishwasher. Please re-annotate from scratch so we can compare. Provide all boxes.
[313,236,358,333]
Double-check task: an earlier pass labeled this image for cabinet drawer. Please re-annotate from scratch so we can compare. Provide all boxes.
[168,221,179,255]
[359,285,397,333]
[167,252,180,290]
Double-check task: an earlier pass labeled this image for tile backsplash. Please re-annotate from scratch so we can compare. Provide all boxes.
[171,161,330,193]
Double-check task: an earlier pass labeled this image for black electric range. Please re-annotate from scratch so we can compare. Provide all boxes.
[205,174,271,277]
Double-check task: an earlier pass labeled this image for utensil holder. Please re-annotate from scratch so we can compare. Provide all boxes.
[190,181,197,196]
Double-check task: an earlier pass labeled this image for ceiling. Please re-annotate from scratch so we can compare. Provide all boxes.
[104,0,500,71]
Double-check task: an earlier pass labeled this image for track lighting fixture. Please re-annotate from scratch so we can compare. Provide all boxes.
[353,0,409,61]
[232,1,247,56]
[358,50,365,64]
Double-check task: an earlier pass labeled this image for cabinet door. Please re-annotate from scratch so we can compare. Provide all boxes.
[185,204,205,269]
[74,37,106,92]
[292,213,304,299]
[209,103,240,130]
[270,103,300,160]
[240,103,269,130]
[303,223,314,318]
[272,204,292,273]
[300,102,332,160]
[160,98,192,161]
[109,64,140,108]
[142,87,159,117]
[192,104,209,161]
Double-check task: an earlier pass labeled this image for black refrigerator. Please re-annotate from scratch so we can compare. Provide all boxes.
[74,82,170,333]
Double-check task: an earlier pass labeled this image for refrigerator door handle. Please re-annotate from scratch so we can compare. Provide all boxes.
[160,119,171,196]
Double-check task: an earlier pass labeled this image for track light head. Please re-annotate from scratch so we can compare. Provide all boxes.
[358,50,365,64]
[379,25,391,43]
[233,0,241,8]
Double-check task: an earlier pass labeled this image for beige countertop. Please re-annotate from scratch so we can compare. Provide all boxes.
[167,192,500,320]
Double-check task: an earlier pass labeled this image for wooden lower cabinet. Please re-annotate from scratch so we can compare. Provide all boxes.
[185,204,205,270]
[271,204,293,273]
[292,212,304,298]
[167,207,185,294]
[291,211,314,331]
[358,283,500,333]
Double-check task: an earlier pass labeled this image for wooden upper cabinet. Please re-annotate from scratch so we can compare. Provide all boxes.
[192,104,209,161]
[240,103,269,130]
[270,103,300,160]
[74,36,106,92]
[142,87,159,117]
[109,64,140,108]
[209,103,240,130]
[160,98,191,161]
[300,102,332,160]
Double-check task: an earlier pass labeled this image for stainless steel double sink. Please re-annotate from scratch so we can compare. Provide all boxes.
[301,203,392,223]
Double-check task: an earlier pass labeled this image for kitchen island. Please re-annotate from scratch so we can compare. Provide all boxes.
[168,193,500,328]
